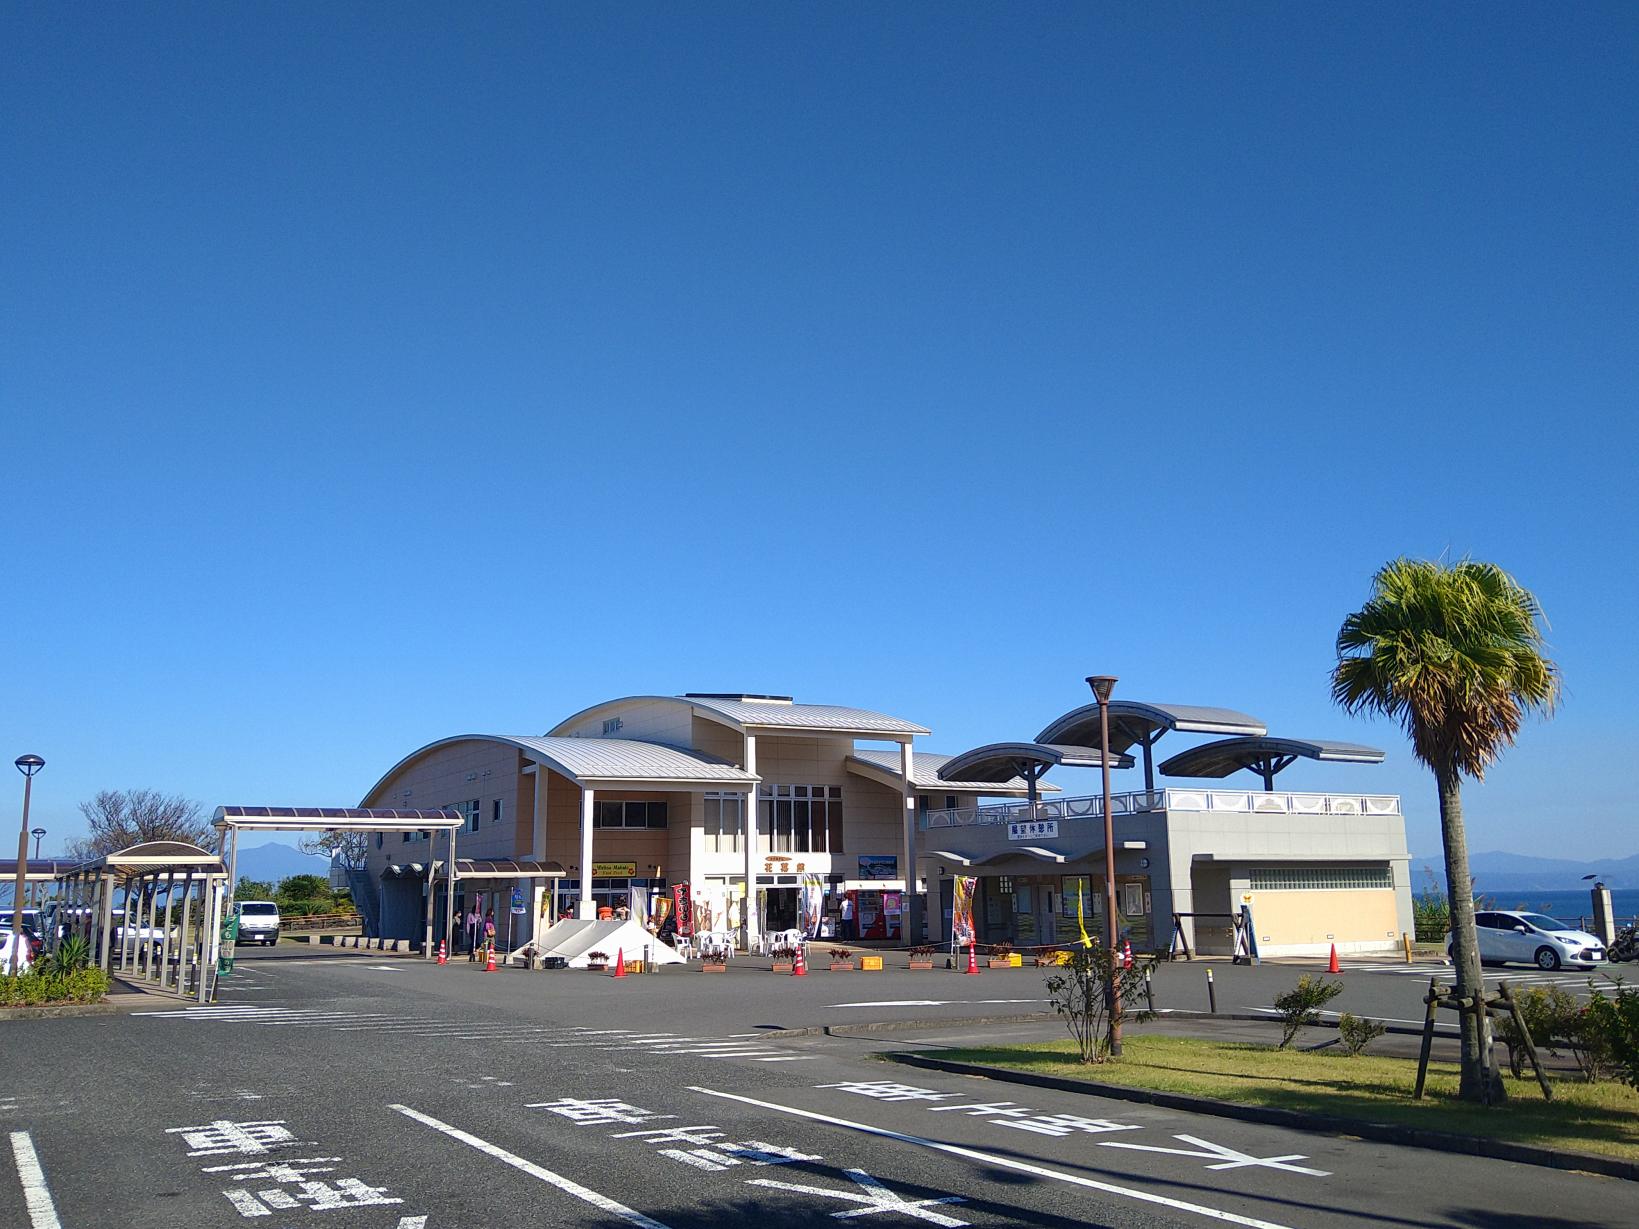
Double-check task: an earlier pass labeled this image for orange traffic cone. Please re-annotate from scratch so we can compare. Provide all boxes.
[436,939,447,966]
[1122,940,1133,970]
[1328,944,1340,974]
[484,944,497,973]
[613,946,627,978]
[964,941,980,975]
[792,944,807,976]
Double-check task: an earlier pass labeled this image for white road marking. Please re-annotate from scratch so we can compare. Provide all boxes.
[689,1087,1300,1229]
[1098,1134,1330,1176]
[9,1131,64,1229]
[397,1219,427,1229]
[749,1167,968,1226]
[825,998,1045,1009]
[389,1104,672,1229]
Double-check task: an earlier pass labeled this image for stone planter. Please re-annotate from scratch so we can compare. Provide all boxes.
[828,961,855,972]
[701,961,727,973]
[908,960,934,970]
[771,961,794,974]
[987,958,1012,970]
[586,963,607,973]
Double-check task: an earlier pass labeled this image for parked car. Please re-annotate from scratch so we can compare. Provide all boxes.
[234,901,281,946]
[1450,910,1607,971]
[0,929,33,973]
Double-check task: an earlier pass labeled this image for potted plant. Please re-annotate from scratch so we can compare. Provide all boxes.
[1033,948,1069,967]
[908,945,935,970]
[987,942,1014,970]
[699,936,728,972]
[827,947,855,972]
[770,944,796,974]
[585,950,609,972]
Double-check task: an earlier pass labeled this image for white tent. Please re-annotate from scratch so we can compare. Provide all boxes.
[519,918,684,969]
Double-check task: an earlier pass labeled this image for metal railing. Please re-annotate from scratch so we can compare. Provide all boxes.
[921,788,1402,829]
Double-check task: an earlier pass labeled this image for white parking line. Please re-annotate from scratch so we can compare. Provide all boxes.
[689,1087,1298,1229]
[389,1104,672,1229]
[9,1131,63,1229]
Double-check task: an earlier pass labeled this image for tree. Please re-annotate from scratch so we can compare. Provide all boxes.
[1043,947,1154,1063]
[297,830,370,870]
[1332,558,1560,1103]
[67,790,214,860]
[234,878,275,901]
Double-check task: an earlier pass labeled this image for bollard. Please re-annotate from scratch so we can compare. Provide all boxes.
[1403,931,1413,964]
[644,943,652,975]
[1206,967,1217,1014]
[1144,967,1156,1013]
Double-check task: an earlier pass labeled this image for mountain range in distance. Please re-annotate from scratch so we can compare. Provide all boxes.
[1414,849,1639,893]
[231,840,333,885]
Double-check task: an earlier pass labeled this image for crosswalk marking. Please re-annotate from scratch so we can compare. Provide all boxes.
[130,1010,807,1062]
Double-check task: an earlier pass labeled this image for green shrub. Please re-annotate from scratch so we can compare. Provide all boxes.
[1272,975,1344,1048]
[48,935,92,976]
[1337,1012,1387,1056]
[0,967,109,1007]
[1582,977,1639,1089]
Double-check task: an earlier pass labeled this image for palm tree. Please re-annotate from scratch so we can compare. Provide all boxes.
[1332,558,1559,1103]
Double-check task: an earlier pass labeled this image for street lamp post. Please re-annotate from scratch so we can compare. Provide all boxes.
[28,829,45,906]
[10,755,44,975]
[1086,676,1121,1058]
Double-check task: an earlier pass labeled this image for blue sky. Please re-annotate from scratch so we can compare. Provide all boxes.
[3,4,1635,864]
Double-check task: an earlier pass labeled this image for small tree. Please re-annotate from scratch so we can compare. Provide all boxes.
[297,830,370,871]
[1043,947,1154,1064]
[1337,1012,1387,1057]
[68,790,214,861]
[1583,976,1639,1089]
[1272,975,1344,1048]
[234,878,275,902]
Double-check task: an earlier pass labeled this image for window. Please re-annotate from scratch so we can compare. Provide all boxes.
[594,800,668,829]
[375,833,383,849]
[757,785,842,853]
[704,792,743,853]
[1249,866,1393,891]
[491,798,503,825]
[446,800,480,833]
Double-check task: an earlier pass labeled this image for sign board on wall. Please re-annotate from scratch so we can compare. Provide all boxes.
[509,887,526,915]
[1008,820,1059,841]
[592,862,638,878]
[858,855,897,880]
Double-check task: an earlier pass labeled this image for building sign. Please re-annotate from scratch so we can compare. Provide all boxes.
[509,887,526,915]
[1008,820,1059,841]
[592,862,637,878]
[858,855,897,880]
[763,855,809,874]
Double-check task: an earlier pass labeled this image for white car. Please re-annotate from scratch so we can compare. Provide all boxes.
[1452,910,1607,971]
[1,929,33,974]
[234,901,281,946]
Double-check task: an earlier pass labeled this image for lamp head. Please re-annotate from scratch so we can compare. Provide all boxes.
[30,827,45,839]
[1085,676,1118,704]
[14,754,43,778]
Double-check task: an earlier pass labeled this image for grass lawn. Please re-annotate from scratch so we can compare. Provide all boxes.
[927,1036,1639,1162]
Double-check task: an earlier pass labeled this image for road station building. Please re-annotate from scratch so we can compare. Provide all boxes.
[356,690,1413,957]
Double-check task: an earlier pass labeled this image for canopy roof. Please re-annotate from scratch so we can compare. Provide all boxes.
[448,858,565,880]
[1036,701,1266,753]
[936,742,1134,784]
[216,806,464,833]
[845,749,1059,796]
[549,694,928,738]
[1160,735,1385,790]
[69,840,227,875]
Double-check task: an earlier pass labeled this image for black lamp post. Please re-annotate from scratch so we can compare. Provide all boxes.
[10,755,44,974]
[1085,676,1121,1057]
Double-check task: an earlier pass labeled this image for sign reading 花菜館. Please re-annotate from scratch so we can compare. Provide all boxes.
[1008,820,1059,841]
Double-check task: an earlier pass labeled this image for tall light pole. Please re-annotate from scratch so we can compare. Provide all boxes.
[28,829,45,906]
[1086,676,1121,1057]
[10,754,44,974]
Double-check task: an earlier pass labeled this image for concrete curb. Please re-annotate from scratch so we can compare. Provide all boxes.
[1153,1008,1463,1040]
[754,1012,1053,1040]
[0,1000,123,1022]
[885,1051,1639,1184]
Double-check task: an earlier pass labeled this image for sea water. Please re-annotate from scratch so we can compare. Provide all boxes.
[1468,888,1639,928]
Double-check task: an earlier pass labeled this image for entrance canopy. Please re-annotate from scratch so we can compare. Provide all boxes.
[213,806,464,833]
[1036,701,1267,789]
[1160,735,1385,791]
[936,743,1133,802]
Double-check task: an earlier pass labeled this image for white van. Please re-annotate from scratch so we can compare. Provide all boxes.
[234,901,282,946]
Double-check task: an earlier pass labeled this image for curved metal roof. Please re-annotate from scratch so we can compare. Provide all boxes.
[845,749,1060,795]
[548,694,928,738]
[936,742,1134,784]
[1159,735,1385,782]
[362,735,757,803]
[1036,701,1266,753]
[215,806,464,832]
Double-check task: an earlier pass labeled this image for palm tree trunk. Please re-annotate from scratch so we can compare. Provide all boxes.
[1437,763,1505,1103]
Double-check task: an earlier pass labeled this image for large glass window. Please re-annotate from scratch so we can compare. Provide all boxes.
[704,793,742,853]
[757,785,842,854]
[1249,866,1392,891]
[594,800,669,829]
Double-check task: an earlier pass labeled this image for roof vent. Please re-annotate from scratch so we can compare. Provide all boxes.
[684,693,794,705]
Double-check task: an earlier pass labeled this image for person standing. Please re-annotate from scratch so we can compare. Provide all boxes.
[465,904,481,960]
[840,893,856,942]
[483,910,497,955]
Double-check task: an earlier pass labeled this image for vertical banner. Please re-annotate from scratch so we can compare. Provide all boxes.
[671,883,694,937]
[799,874,825,938]
[951,875,977,945]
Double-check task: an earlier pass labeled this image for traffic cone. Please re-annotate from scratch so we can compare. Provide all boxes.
[1328,944,1340,974]
[1122,940,1133,970]
[613,946,627,978]
[964,941,980,975]
[792,944,808,976]
[436,939,447,966]
[484,944,497,973]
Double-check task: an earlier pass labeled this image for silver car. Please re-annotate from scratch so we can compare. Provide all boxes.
[1453,910,1606,971]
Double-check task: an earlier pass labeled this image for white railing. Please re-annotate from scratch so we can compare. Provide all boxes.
[920,789,1401,829]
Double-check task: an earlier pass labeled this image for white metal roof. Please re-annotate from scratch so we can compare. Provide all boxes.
[936,742,1135,783]
[845,750,1060,796]
[1036,701,1267,752]
[215,806,464,833]
[547,694,929,738]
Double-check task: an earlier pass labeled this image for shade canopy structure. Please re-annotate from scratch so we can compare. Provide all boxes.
[845,749,1059,797]
[935,743,1134,803]
[1159,735,1386,792]
[213,806,465,833]
[1035,701,1268,790]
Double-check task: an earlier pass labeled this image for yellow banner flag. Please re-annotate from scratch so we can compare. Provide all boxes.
[1076,885,1092,949]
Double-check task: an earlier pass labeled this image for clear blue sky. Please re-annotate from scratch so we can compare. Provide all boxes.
[4,4,1635,865]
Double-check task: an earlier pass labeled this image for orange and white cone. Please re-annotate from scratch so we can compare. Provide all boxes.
[436,939,447,966]
[1122,940,1133,970]
[1328,944,1340,974]
[613,946,627,978]
[484,944,497,973]
[792,944,807,977]
[964,941,980,975]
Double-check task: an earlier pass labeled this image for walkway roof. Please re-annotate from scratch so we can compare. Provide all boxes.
[548,694,929,738]
[845,749,1059,796]
[936,742,1134,784]
[1159,735,1385,781]
[68,840,227,875]
[1036,701,1266,753]
[215,806,464,833]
